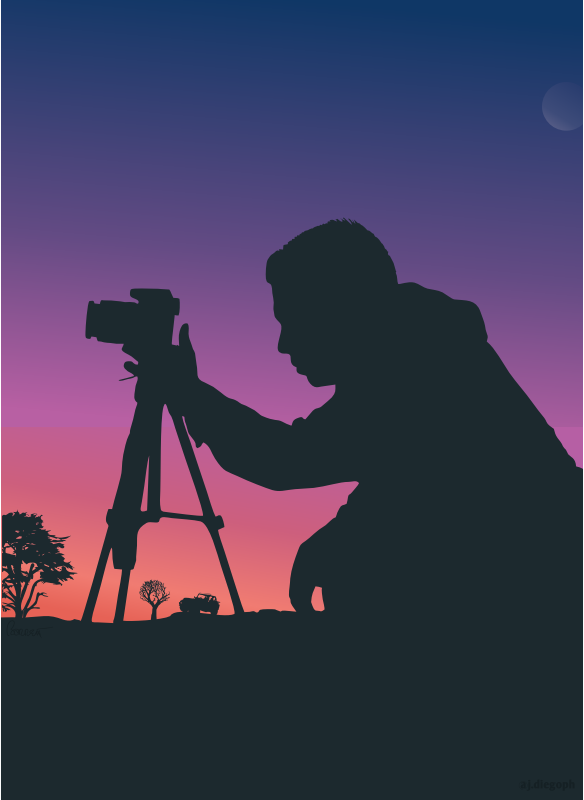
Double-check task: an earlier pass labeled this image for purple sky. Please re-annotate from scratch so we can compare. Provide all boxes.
[1,4,580,440]
[3,2,581,437]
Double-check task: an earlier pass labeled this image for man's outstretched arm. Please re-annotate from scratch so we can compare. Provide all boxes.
[124,323,355,491]
[184,382,354,491]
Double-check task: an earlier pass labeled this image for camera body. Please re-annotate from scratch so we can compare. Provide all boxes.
[86,288,180,358]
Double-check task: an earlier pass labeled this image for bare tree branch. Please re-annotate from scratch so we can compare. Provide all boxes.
[154,592,170,608]
[20,564,36,591]
[22,579,45,614]
[24,592,48,616]
[139,580,170,616]
[2,584,17,601]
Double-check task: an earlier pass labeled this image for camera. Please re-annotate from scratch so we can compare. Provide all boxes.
[85,288,180,358]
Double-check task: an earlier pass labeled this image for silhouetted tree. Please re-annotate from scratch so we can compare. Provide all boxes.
[2,512,75,620]
[139,579,170,620]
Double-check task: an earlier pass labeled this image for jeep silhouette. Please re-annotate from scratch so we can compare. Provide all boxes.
[179,593,220,615]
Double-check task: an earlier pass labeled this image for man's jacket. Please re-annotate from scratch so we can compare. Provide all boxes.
[189,282,578,505]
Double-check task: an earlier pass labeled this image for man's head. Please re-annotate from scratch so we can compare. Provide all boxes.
[266,219,397,386]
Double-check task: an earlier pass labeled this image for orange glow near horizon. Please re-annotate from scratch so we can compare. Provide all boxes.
[2,427,359,620]
[3,426,581,621]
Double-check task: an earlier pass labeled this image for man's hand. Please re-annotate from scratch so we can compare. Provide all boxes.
[289,543,319,613]
[289,529,329,613]
[123,324,200,415]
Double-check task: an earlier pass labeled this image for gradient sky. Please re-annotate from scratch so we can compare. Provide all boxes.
[3,0,582,620]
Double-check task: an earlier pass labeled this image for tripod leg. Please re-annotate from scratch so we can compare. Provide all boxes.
[82,529,114,623]
[208,525,245,615]
[147,413,162,517]
[82,400,164,624]
[170,410,245,615]
[112,401,161,515]
[114,568,132,624]
[108,402,163,622]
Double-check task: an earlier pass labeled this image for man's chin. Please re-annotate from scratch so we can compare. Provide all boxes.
[294,362,336,387]
[305,372,336,388]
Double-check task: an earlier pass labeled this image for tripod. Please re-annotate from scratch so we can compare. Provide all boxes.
[82,391,244,623]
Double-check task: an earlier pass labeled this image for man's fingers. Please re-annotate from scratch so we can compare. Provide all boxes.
[289,581,317,613]
[179,323,193,349]
[179,323,198,375]
[123,361,139,376]
[289,542,318,612]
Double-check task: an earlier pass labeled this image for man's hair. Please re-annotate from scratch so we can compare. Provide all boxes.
[266,219,397,295]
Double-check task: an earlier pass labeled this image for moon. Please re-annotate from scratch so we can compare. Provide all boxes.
[542,83,582,131]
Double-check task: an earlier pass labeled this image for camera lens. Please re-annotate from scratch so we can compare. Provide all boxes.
[85,300,139,344]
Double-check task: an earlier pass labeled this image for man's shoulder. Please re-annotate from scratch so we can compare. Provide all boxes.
[396,282,488,349]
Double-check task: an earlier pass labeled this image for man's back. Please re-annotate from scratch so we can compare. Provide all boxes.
[176,225,581,788]
[189,279,580,621]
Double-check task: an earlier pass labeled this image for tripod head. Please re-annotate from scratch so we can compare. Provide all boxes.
[86,288,180,360]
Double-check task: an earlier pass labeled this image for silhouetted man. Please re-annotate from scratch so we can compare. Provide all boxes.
[123,217,581,798]
[127,220,581,629]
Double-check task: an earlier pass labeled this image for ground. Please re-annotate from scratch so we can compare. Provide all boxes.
[2,613,581,799]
